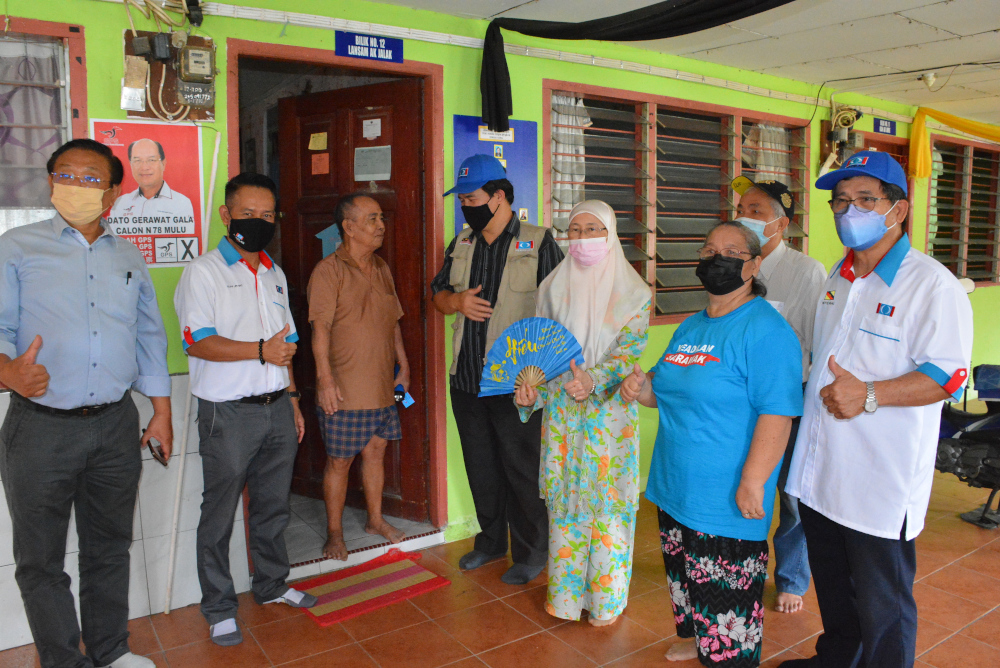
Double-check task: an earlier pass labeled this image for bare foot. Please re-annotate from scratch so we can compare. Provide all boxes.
[588,614,619,627]
[323,531,348,561]
[776,592,804,613]
[665,638,698,662]
[365,518,405,544]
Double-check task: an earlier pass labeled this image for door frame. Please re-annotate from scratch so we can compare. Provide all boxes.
[226,39,448,527]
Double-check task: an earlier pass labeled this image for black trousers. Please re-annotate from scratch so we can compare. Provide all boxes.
[0,393,140,668]
[196,396,299,624]
[798,503,918,668]
[450,388,547,567]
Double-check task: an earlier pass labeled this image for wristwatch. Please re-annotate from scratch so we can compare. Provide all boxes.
[288,391,301,399]
[864,381,878,414]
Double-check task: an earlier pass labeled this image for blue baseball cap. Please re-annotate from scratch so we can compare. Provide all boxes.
[444,154,507,196]
[815,150,908,195]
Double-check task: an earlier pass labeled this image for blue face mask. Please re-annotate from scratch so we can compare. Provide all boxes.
[834,202,898,251]
[735,216,779,247]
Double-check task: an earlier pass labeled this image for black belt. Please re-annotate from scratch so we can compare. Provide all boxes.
[17,391,128,418]
[238,389,285,405]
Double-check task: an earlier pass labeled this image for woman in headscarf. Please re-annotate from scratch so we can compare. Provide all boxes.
[514,200,651,626]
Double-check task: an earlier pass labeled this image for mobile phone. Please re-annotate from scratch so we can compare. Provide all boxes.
[143,430,169,467]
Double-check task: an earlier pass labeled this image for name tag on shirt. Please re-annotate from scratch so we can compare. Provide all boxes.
[515,241,534,251]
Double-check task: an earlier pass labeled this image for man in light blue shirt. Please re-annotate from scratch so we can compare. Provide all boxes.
[0,139,171,668]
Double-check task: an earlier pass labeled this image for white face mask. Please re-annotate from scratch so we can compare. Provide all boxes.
[736,216,779,247]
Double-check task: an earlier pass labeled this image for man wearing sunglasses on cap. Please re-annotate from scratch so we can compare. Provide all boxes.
[0,139,171,668]
[733,176,826,617]
[780,152,973,668]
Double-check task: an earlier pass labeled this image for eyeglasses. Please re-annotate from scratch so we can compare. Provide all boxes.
[698,247,752,260]
[829,196,892,213]
[567,225,607,237]
[51,172,108,188]
[129,157,162,166]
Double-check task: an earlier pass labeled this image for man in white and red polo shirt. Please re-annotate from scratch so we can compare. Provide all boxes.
[174,173,314,648]
[782,152,973,668]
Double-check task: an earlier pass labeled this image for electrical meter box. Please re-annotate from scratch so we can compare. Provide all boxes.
[179,45,214,83]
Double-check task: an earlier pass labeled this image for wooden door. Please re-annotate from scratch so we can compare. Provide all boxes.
[277,78,429,522]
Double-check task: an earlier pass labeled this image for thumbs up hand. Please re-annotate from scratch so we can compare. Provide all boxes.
[0,335,50,397]
[619,363,647,403]
[563,359,595,403]
[261,324,297,367]
[819,355,866,419]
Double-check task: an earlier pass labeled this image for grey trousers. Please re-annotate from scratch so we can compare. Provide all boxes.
[196,395,298,624]
[0,392,140,668]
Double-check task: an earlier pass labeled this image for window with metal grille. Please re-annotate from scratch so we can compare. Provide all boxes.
[930,139,1000,282]
[547,86,811,321]
[0,32,71,235]
[550,93,651,267]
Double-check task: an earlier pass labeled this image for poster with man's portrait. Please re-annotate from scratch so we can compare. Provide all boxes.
[92,119,204,267]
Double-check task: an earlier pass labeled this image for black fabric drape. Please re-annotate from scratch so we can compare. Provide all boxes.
[481,0,796,131]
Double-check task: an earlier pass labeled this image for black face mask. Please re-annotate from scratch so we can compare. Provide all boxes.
[696,255,748,295]
[461,198,498,233]
[228,217,276,253]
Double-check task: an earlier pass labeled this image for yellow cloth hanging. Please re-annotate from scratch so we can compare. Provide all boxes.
[909,107,1000,179]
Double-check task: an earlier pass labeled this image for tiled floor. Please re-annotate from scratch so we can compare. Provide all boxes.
[286,494,438,565]
[1,473,998,667]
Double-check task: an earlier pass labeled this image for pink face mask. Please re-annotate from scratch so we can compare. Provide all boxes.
[568,237,610,267]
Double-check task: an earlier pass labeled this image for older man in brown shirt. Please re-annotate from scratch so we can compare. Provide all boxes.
[307,193,410,560]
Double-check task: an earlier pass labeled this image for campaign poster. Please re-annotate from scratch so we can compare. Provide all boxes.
[92,119,205,267]
[452,115,537,236]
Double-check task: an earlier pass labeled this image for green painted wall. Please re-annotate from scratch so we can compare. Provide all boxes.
[17,0,999,538]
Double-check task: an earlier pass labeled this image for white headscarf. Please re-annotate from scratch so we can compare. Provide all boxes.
[537,200,652,369]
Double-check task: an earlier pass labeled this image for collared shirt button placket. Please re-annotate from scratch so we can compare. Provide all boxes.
[86,242,101,402]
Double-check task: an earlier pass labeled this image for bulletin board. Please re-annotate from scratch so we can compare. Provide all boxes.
[452,115,537,236]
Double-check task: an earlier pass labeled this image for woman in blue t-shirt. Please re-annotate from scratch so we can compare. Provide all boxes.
[621,221,803,668]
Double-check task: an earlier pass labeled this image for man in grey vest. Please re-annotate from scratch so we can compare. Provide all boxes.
[431,154,563,584]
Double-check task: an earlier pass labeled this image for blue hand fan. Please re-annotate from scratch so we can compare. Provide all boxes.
[478,317,584,397]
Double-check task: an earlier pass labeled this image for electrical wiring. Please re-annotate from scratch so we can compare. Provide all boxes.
[792,60,1000,130]
[927,64,960,93]
[832,106,859,129]
[157,62,191,122]
[144,63,191,123]
[126,1,195,123]
[124,0,188,30]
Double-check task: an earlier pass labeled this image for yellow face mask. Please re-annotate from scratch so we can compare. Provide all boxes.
[50,182,110,226]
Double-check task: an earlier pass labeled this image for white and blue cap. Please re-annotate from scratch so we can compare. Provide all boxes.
[444,154,507,196]
[815,150,908,196]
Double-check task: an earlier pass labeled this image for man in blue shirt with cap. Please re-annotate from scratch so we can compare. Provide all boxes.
[781,152,973,667]
[430,155,562,584]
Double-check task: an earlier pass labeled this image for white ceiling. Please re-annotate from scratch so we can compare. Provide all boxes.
[374,0,1000,124]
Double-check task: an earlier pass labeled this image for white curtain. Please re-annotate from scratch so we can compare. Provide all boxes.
[742,123,791,186]
[0,33,66,234]
[550,94,590,233]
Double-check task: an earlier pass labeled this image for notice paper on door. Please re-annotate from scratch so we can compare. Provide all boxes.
[354,145,391,181]
[308,132,328,151]
[312,153,330,175]
[362,119,381,140]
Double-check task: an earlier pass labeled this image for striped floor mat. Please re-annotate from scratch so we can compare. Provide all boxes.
[297,548,450,626]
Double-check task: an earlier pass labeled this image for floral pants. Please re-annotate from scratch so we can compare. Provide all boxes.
[659,509,769,668]
[546,511,636,621]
